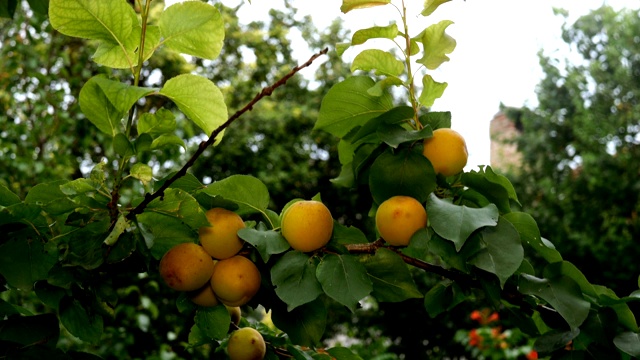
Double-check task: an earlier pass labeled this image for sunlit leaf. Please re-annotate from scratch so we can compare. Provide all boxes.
[422,0,452,16]
[138,108,176,135]
[159,1,224,59]
[351,49,405,77]
[159,74,227,138]
[238,223,290,263]
[419,74,447,108]
[200,175,270,216]
[340,0,391,13]
[316,76,394,138]
[415,20,456,70]
[130,163,153,185]
[79,76,125,136]
[351,23,398,45]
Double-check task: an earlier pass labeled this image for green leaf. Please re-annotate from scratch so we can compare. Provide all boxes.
[238,223,290,263]
[130,163,153,185]
[462,166,520,213]
[332,221,369,246]
[351,49,405,77]
[419,111,451,130]
[194,305,230,341]
[79,76,125,136]
[422,0,452,16]
[415,20,456,70]
[426,193,499,251]
[377,122,432,148]
[315,76,394,138]
[137,213,195,259]
[60,178,99,196]
[59,298,103,344]
[141,188,209,231]
[159,74,228,138]
[271,298,326,347]
[159,1,224,60]
[316,254,372,312]
[0,0,18,19]
[359,248,422,302]
[0,183,21,206]
[113,133,135,157]
[543,261,597,298]
[614,332,640,357]
[327,347,363,360]
[200,175,270,216]
[369,147,436,204]
[340,0,391,13]
[419,74,447,108]
[423,281,466,317]
[469,218,524,287]
[0,239,58,290]
[367,76,404,96]
[502,212,562,263]
[352,23,398,45]
[519,274,590,329]
[91,76,155,113]
[138,108,176,135]
[271,251,324,311]
[534,328,580,354]
[151,134,186,150]
[351,106,415,147]
[594,285,638,332]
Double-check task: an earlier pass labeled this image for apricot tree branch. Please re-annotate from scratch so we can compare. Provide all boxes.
[126,48,329,221]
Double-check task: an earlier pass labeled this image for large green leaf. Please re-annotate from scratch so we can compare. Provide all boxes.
[415,19,456,70]
[359,248,422,302]
[200,175,270,216]
[369,147,436,204]
[159,74,228,137]
[422,0,452,16]
[0,239,58,290]
[238,223,290,263]
[79,76,125,136]
[0,184,21,206]
[271,251,324,311]
[519,274,590,329]
[315,76,394,138]
[159,1,224,60]
[271,298,326,347]
[426,193,499,251]
[502,212,562,263]
[462,166,520,213]
[614,332,640,357]
[418,74,447,108]
[469,218,523,287]
[59,298,103,344]
[91,76,155,113]
[137,213,197,260]
[141,188,209,231]
[194,305,230,341]
[138,108,176,136]
[316,254,372,312]
[49,0,141,69]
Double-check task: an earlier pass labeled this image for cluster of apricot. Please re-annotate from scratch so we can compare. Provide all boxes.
[156,127,467,359]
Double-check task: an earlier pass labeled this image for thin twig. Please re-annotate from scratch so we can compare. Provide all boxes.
[126,48,329,220]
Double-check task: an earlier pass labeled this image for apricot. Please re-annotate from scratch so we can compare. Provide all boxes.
[189,282,219,307]
[210,255,261,307]
[227,327,266,360]
[226,305,242,326]
[422,128,468,177]
[199,208,246,260]
[281,200,333,252]
[159,242,215,291]
[375,195,428,246]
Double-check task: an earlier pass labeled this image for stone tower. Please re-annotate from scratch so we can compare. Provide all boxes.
[489,111,522,174]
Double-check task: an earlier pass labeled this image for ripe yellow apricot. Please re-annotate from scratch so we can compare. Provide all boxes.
[375,196,428,246]
[422,128,468,177]
[189,282,219,307]
[159,242,215,291]
[199,208,246,260]
[281,200,333,252]
[227,327,266,360]
[226,305,242,326]
[210,255,261,307]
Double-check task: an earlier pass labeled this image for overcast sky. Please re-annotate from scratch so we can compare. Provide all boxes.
[167,0,639,170]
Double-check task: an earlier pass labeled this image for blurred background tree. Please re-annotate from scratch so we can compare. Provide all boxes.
[505,5,640,297]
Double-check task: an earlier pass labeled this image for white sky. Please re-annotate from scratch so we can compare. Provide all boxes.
[166,0,639,170]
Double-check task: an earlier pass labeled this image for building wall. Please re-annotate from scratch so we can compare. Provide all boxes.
[489,111,522,174]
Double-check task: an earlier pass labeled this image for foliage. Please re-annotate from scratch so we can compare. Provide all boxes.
[506,5,640,298]
[1,1,640,360]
